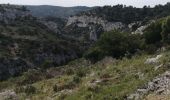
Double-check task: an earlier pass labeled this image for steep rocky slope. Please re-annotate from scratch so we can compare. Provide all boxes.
[61,3,170,43]
[0,5,84,80]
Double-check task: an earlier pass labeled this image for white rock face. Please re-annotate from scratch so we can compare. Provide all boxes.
[132,25,148,35]
[145,55,162,64]
[89,27,98,41]
[66,15,125,32]
[131,20,155,35]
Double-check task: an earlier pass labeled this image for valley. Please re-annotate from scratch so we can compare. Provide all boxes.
[1,2,170,100]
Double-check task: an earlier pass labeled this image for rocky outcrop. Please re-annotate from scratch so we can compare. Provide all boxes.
[0,90,18,100]
[132,25,148,35]
[66,15,125,32]
[64,15,126,41]
[145,55,162,65]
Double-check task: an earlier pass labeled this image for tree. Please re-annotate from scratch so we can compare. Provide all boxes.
[143,20,163,44]
[161,16,170,43]
[84,30,144,61]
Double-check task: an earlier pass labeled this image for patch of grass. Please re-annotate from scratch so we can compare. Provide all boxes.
[0,51,170,99]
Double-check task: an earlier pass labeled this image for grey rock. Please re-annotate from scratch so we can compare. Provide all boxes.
[66,15,125,32]
[0,90,18,100]
[127,71,170,99]
[145,54,162,64]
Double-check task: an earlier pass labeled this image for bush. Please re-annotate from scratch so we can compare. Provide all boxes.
[73,76,81,84]
[84,30,144,61]
[16,69,44,85]
[76,68,86,77]
[143,16,170,45]
[24,85,36,95]
[65,68,74,75]
[16,26,38,36]
[40,60,53,69]
[15,85,36,95]
[145,44,158,54]
[87,85,100,93]
[143,20,163,44]
[161,16,170,44]
[53,82,76,92]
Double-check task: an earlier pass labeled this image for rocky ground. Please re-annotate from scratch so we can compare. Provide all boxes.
[128,71,170,100]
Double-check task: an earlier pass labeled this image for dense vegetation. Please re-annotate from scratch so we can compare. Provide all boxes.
[26,5,92,18]
[84,16,170,62]
[79,3,170,24]
[0,5,87,80]
[84,31,144,61]
[144,16,170,44]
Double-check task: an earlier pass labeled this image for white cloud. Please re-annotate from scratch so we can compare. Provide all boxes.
[0,0,169,7]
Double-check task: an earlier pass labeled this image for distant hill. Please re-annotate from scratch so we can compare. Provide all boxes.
[26,5,92,18]
[76,3,170,24]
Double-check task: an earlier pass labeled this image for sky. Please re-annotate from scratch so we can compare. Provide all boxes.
[0,0,169,8]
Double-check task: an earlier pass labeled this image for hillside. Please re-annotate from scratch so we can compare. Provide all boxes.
[1,3,170,100]
[0,47,170,100]
[62,3,170,43]
[77,3,170,24]
[0,4,85,80]
[26,5,92,18]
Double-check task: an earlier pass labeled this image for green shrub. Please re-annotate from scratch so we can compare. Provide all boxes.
[53,82,76,92]
[24,85,36,95]
[16,69,44,85]
[87,85,100,93]
[40,60,53,69]
[161,16,170,44]
[143,20,163,44]
[14,86,24,93]
[100,73,111,79]
[143,16,170,44]
[84,93,93,100]
[73,76,81,84]
[16,26,38,36]
[65,68,74,75]
[15,85,36,95]
[76,68,86,77]
[84,30,144,61]
[145,44,158,54]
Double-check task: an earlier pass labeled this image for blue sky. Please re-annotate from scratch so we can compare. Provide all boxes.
[0,0,169,7]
